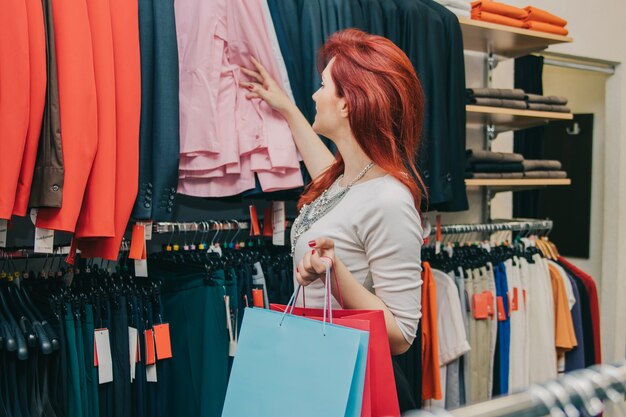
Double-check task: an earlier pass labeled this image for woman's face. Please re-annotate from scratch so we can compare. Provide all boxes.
[311,58,348,139]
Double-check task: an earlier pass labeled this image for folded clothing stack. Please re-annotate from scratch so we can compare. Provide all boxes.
[524,6,569,36]
[467,88,527,109]
[435,0,471,18]
[465,149,568,179]
[471,1,528,28]
[466,88,572,113]
[525,93,571,113]
[470,2,569,36]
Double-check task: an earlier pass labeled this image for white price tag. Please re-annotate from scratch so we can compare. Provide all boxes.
[272,201,285,246]
[224,296,237,357]
[134,259,148,277]
[30,208,38,225]
[129,327,138,382]
[0,219,7,248]
[138,221,153,241]
[95,329,114,384]
[146,364,158,383]
[34,227,54,254]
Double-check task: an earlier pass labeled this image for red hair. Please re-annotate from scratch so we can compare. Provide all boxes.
[297,29,427,211]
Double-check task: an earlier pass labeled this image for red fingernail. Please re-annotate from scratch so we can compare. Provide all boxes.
[296,267,299,273]
[312,250,316,255]
[247,84,253,90]
[308,240,316,247]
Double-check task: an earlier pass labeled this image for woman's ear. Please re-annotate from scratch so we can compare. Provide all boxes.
[338,97,349,118]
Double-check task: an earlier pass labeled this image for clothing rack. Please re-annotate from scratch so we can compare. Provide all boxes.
[405,361,626,417]
[152,219,293,234]
[431,218,553,236]
[0,245,73,260]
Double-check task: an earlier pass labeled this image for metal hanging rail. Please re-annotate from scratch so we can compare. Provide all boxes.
[152,219,294,235]
[430,218,553,236]
[153,220,250,234]
[406,361,626,417]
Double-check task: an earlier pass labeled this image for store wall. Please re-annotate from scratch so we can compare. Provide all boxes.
[510,0,626,364]
[477,0,626,363]
[542,67,607,280]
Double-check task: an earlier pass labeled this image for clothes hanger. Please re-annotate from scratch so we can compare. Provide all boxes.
[0,284,28,359]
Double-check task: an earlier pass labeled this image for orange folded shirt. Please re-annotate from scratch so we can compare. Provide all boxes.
[471,10,526,28]
[471,1,529,19]
[524,20,569,36]
[524,6,567,27]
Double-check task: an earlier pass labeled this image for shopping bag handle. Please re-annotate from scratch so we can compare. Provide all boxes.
[290,256,344,310]
[281,258,334,335]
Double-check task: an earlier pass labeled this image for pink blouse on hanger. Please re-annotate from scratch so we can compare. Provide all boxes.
[175,0,303,197]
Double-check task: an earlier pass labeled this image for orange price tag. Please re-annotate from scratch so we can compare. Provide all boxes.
[145,329,156,365]
[153,324,173,360]
[252,289,265,308]
[473,293,489,319]
[263,206,273,237]
[249,205,261,237]
[66,238,78,265]
[129,225,146,260]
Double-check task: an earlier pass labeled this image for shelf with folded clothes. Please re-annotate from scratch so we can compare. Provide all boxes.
[464,149,571,189]
[466,105,573,132]
[466,88,573,132]
[458,17,572,58]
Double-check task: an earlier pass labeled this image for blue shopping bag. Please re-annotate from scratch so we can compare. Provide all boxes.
[222,264,369,417]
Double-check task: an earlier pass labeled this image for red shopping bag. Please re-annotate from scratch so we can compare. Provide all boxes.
[271,304,400,417]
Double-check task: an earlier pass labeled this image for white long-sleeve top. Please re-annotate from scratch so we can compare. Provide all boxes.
[291,175,424,344]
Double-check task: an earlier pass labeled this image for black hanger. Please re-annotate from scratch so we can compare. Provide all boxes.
[0,284,28,359]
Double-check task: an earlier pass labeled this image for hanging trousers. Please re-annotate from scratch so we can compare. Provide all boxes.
[111,296,132,417]
[152,263,229,417]
[64,304,83,417]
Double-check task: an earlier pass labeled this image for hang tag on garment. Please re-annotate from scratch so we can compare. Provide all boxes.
[34,227,54,254]
[249,205,261,237]
[145,329,156,365]
[30,208,38,225]
[134,260,148,278]
[129,224,146,259]
[129,327,138,382]
[224,296,236,357]
[472,293,489,320]
[252,289,265,308]
[137,221,153,241]
[94,329,114,384]
[272,201,285,246]
[263,206,273,237]
[66,238,78,265]
[153,323,173,360]
[497,296,506,321]
[146,364,158,383]
[0,219,7,248]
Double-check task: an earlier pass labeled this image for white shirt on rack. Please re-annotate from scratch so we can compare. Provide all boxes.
[291,175,424,344]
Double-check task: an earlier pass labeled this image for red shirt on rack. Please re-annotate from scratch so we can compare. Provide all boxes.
[557,256,601,365]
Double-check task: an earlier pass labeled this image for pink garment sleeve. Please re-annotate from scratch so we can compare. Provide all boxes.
[175,0,222,155]
[226,0,301,170]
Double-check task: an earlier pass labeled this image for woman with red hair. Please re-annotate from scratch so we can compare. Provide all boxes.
[243,26,425,392]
